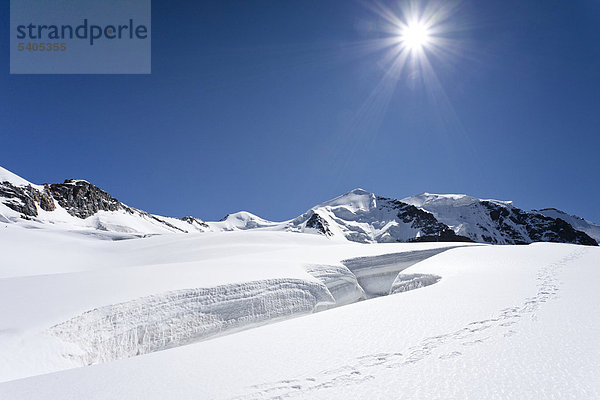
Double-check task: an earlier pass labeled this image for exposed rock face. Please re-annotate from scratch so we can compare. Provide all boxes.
[287,190,597,246]
[1,176,209,234]
[304,212,333,236]
[379,197,473,243]
[1,178,124,220]
[535,207,600,243]
[181,216,210,229]
[289,190,475,244]
[39,185,56,211]
[0,181,55,217]
[49,180,125,219]
[1,166,597,246]
[402,193,598,246]
[482,201,597,246]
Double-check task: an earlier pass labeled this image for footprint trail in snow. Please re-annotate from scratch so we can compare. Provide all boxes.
[231,248,587,400]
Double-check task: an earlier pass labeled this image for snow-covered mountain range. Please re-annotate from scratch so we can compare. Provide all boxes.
[2,165,599,398]
[1,166,597,245]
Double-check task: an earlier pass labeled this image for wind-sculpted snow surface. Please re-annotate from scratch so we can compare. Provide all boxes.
[342,247,458,297]
[48,279,334,365]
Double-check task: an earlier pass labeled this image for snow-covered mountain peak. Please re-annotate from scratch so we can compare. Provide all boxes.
[403,192,513,209]
[1,166,597,246]
[62,179,92,185]
[219,211,261,222]
[317,188,377,213]
[400,192,595,246]
[208,211,277,231]
[283,189,472,244]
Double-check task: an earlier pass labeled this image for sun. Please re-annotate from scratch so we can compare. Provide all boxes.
[399,21,431,52]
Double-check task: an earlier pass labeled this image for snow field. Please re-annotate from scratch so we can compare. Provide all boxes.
[1,244,594,399]
[0,224,462,382]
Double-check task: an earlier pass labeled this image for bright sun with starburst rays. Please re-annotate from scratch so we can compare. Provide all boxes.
[359,0,461,86]
[339,0,465,151]
[399,20,432,52]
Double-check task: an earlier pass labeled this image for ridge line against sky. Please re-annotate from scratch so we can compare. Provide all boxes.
[1,1,599,223]
[1,164,598,226]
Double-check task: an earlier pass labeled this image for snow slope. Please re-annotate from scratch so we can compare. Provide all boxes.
[2,243,598,399]
[0,223,462,382]
[2,167,598,398]
[0,166,43,189]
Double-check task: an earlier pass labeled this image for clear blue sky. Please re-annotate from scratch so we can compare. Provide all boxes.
[1,0,599,223]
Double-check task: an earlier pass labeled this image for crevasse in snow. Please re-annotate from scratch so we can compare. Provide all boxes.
[49,279,335,365]
[47,248,455,366]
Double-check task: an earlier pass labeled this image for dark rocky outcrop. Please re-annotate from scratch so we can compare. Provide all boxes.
[305,212,333,237]
[290,192,596,246]
[182,216,210,229]
[49,180,125,219]
[379,197,473,243]
[482,201,597,246]
[0,181,55,217]
[1,178,208,233]
[1,170,597,246]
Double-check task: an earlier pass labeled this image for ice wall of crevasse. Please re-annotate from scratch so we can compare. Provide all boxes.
[341,247,458,297]
[390,273,442,294]
[48,249,455,367]
[305,264,366,309]
[49,279,334,365]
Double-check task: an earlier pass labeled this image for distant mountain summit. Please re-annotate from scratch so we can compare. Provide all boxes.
[286,189,472,243]
[0,166,597,246]
[402,193,597,246]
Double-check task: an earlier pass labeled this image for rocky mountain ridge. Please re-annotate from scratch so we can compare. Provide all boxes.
[402,193,598,246]
[0,167,209,238]
[0,166,597,246]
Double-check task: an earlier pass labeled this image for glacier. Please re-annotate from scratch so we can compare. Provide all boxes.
[1,165,599,399]
[341,247,460,297]
[48,279,335,365]
[44,248,458,367]
[2,243,598,400]
[0,223,464,382]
